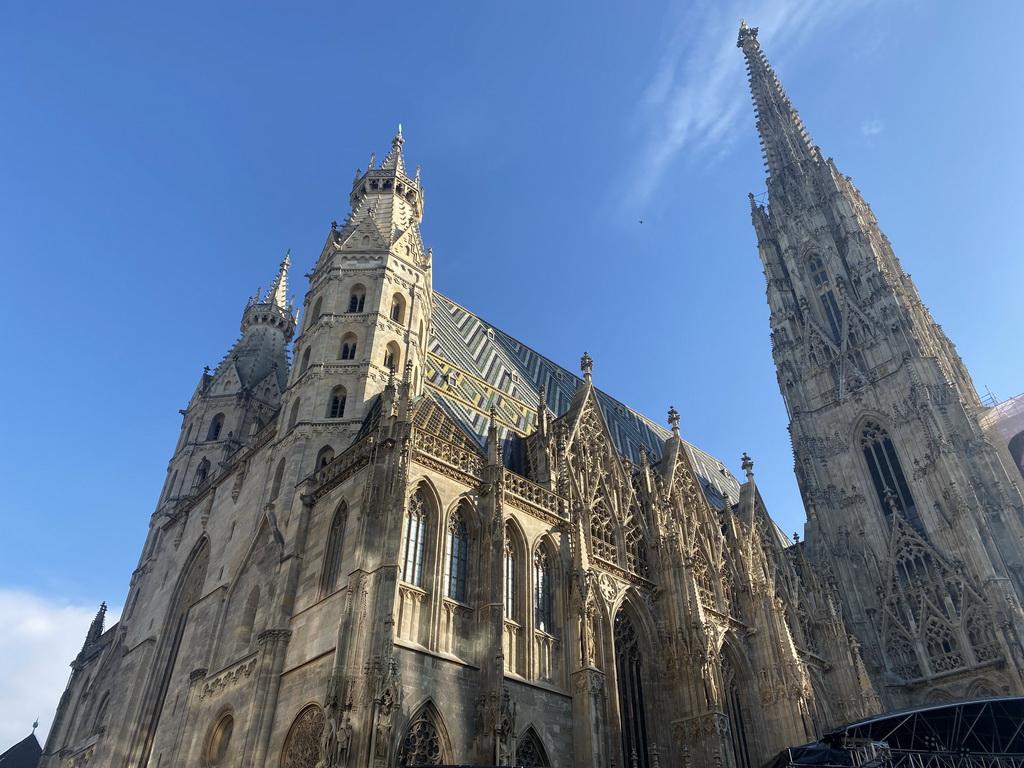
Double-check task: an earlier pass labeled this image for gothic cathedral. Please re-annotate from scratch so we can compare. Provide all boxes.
[41,24,1024,768]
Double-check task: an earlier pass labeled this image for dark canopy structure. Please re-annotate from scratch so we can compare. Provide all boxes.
[768,697,1024,767]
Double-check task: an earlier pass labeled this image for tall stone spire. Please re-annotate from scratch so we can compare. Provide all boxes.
[737,21,820,188]
[740,24,1024,707]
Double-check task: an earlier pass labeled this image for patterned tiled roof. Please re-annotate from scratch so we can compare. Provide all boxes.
[425,293,742,509]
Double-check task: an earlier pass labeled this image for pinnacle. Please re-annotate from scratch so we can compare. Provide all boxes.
[264,252,291,310]
[379,125,406,174]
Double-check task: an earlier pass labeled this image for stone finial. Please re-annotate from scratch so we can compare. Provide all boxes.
[580,351,593,381]
[668,405,680,433]
[367,152,376,170]
[741,452,754,479]
[737,18,758,47]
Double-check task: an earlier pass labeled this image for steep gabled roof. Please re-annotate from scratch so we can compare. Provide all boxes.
[0,733,41,768]
[425,292,741,509]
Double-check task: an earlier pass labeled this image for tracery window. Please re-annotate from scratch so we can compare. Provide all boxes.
[925,618,964,674]
[692,550,715,607]
[886,626,922,681]
[534,549,553,632]
[445,509,468,603]
[320,503,346,596]
[860,421,922,532]
[402,492,427,586]
[624,515,648,577]
[399,714,443,765]
[515,729,550,767]
[281,705,325,768]
[591,498,617,563]
[504,535,517,621]
[809,254,842,342]
[614,611,650,768]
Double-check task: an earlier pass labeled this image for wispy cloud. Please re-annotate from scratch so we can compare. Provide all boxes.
[0,590,120,749]
[861,118,884,137]
[616,0,877,216]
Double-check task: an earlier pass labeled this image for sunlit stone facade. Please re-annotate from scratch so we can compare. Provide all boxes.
[41,25,1024,768]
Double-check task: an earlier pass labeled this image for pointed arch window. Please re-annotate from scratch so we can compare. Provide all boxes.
[299,347,311,374]
[614,611,651,768]
[315,445,335,469]
[722,656,753,768]
[383,342,401,372]
[287,399,301,431]
[399,712,444,765]
[515,729,550,767]
[320,503,346,596]
[327,386,347,419]
[504,534,517,621]
[809,254,843,342]
[402,491,427,586]
[347,286,366,313]
[692,549,715,607]
[590,498,616,563]
[390,294,406,323]
[270,458,286,500]
[281,705,325,768]
[236,586,259,653]
[445,509,468,602]
[193,457,210,487]
[859,421,922,532]
[207,413,225,441]
[534,549,553,633]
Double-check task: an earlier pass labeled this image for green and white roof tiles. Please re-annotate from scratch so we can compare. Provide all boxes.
[425,293,742,511]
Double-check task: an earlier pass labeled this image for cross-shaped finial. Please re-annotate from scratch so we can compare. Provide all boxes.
[667,406,680,431]
[741,452,754,476]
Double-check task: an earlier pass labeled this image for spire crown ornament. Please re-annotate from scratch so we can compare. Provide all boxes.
[580,351,593,382]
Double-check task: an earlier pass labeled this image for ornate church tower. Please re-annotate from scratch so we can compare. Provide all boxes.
[739,22,1024,705]
[283,127,431,448]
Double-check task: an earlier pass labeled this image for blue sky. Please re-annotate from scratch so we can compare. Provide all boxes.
[1,0,1021,746]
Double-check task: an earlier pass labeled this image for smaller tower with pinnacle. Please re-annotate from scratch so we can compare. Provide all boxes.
[156,254,296,510]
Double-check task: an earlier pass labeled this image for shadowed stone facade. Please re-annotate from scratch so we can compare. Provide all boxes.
[41,25,1024,768]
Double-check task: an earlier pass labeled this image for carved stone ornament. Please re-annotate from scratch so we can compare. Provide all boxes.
[572,666,605,695]
[598,572,619,602]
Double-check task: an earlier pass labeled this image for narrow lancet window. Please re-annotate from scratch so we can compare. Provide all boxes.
[809,255,842,342]
[504,533,517,621]
[445,510,468,602]
[615,611,651,768]
[534,549,552,632]
[402,492,427,586]
[860,421,922,532]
